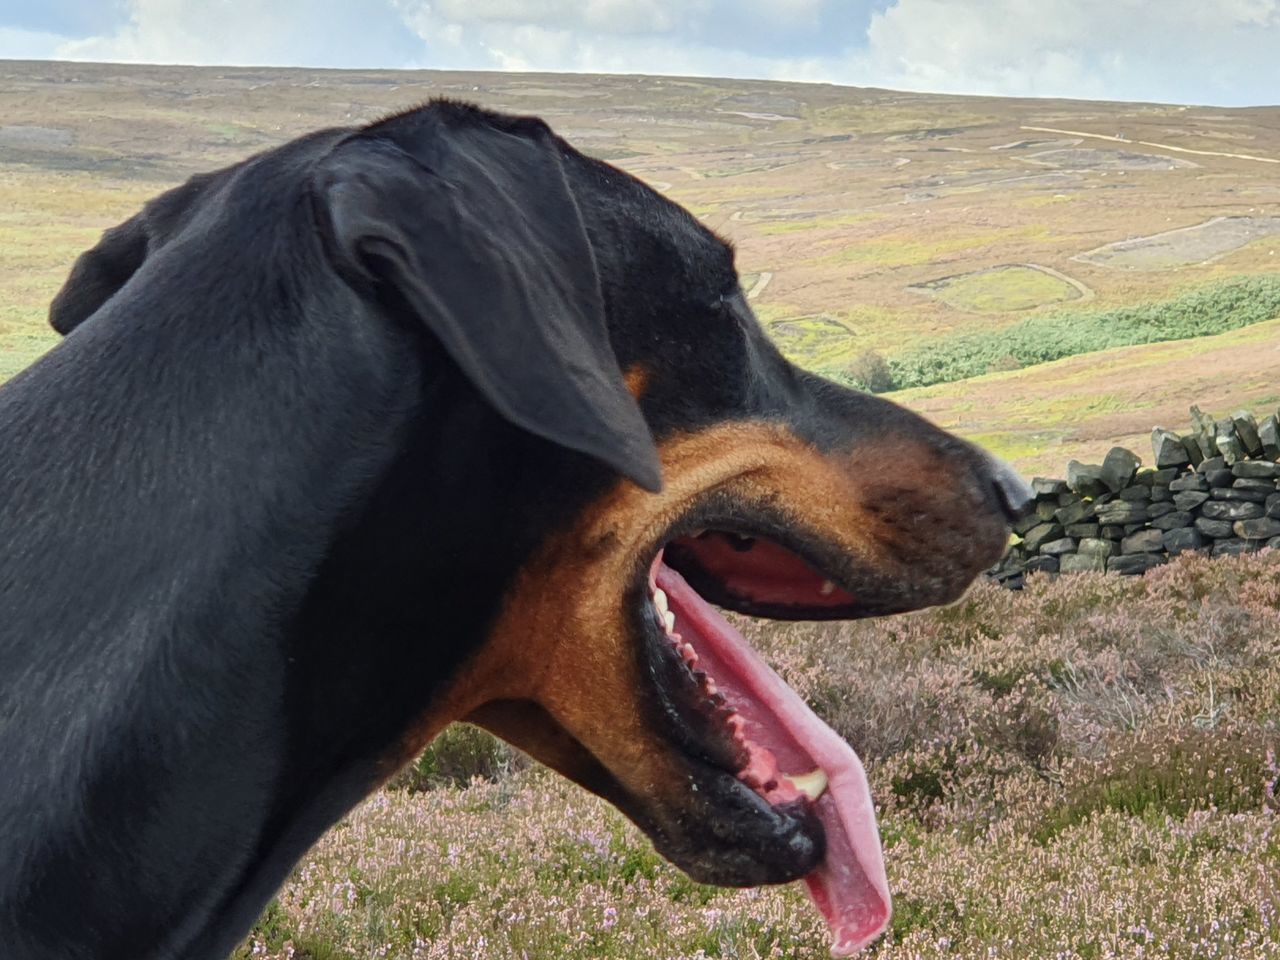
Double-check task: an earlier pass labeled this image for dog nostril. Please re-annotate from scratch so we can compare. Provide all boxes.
[987,458,1034,522]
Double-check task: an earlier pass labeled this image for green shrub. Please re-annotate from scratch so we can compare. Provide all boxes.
[388,723,526,791]
[838,349,896,392]
[1036,724,1276,842]
[888,275,1280,389]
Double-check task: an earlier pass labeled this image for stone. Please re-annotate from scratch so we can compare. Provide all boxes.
[1149,467,1181,485]
[1195,517,1236,538]
[1213,539,1260,557]
[1094,501,1148,525]
[1012,512,1043,536]
[1204,468,1234,488]
[1100,525,1125,539]
[1060,552,1108,573]
[1147,501,1177,519]
[1040,537,1078,556]
[1123,523,1145,536]
[1077,537,1118,558]
[1190,406,1219,458]
[1101,446,1141,493]
[1054,499,1093,526]
[1232,410,1263,456]
[1169,475,1209,492]
[1032,477,1069,497]
[1196,455,1226,475]
[1066,460,1107,497]
[1121,529,1165,554]
[1181,434,1206,467]
[1035,500,1059,521]
[1210,487,1269,504]
[1163,527,1204,554]
[1066,522,1100,538]
[1173,490,1211,512]
[1268,493,1280,518]
[1058,491,1082,507]
[1233,477,1277,493]
[1117,485,1151,503]
[1150,510,1194,531]
[1260,415,1280,459]
[1150,486,1172,503]
[1269,536,1280,551]
[1201,500,1265,521]
[1215,419,1245,465]
[1108,553,1166,575]
[1151,428,1191,468]
[1024,556,1060,574]
[1023,522,1066,551]
[1234,517,1280,540]
[1232,460,1280,479]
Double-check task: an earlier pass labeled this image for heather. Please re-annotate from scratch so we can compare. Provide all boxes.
[237,551,1280,959]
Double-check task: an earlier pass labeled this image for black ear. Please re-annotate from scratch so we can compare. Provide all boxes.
[315,112,662,493]
[48,215,149,335]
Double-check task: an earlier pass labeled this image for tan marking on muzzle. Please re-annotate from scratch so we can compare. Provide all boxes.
[381,422,1004,797]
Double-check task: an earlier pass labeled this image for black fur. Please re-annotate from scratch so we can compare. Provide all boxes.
[1,101,1025,959]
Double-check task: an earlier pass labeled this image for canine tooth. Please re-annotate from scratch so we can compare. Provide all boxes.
[653,588,668,614]
[704,678,718,695]
[786,768,829,802]
[663,610,676,633]
[819,580,836,596]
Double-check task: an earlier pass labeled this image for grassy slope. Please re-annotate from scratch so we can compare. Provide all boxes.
[3,61,1280,477]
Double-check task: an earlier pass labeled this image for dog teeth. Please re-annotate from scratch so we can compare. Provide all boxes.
[663,610,676,633]
[785,768,829,802]
[819,580,836,596]
[653,588,668,614]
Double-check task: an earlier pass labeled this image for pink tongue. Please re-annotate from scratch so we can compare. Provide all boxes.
[656,564,891,956]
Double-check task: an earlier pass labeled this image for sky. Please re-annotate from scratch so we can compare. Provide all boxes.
[1,0,1279,107]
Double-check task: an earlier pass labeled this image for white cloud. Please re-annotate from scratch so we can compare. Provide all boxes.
[845,0,1280,104]
[11,0,1279,106]
[52,0,421,69]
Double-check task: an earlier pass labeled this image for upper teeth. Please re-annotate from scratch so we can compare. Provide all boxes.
[785,768,829,802]
[653,588,669,614]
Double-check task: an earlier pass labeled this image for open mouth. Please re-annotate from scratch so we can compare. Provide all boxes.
[636,523,895,957]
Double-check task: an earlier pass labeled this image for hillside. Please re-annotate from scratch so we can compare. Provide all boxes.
[2,59,1279,474]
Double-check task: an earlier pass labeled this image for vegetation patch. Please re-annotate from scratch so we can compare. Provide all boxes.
[1024,147,1198,171]
[908,264,1085,313]
[1077,215,1280,270]
[766,314,855,367]
[886,275,1280,390]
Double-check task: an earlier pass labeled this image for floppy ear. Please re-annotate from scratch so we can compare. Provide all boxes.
[314,116,662,493]
[48,215,149,335]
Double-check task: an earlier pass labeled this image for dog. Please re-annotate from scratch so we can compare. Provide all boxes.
[0,100,1029,959]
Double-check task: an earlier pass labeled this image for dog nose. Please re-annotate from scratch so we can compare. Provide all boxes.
[985,456,1034,522]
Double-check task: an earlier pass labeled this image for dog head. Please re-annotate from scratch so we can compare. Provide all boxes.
[49,101,1028,955]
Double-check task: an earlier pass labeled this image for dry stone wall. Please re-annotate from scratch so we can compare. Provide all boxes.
[989,405,1280,588]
